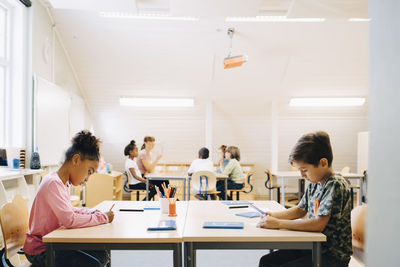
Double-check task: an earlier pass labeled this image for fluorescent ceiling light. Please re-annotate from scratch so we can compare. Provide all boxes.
[120,97,194,107]
[226,16,325,22]
[348,18,371,22]
[100,12,199,21]
[289,98,366,107]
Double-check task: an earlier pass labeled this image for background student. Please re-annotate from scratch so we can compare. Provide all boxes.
[137,136,168,195]
[23,130,114,267]
[187,147,214,176]
[187,147,215,200]
[257,131,352,267]
[216,145,229,173]
[217,146,245,200]
[124,140,157,200]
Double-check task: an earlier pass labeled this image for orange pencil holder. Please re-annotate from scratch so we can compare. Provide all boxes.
[168,202,177,217]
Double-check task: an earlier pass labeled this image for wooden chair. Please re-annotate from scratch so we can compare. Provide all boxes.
[350,205,366,266]
[227,172,254,200]
[264,169,281,203]
[191,171,218,200]
[0,195,31,267]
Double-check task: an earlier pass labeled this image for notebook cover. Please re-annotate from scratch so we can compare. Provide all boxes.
[144,207,161,210]
[203,221,244,229]
[147,220,177,231]
[235,212,261,218]
[221,201,253,205]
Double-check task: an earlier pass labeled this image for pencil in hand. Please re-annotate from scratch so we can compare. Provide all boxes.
[109,203,115,212]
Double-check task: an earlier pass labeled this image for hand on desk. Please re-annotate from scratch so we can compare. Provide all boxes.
[105,211,114,223]
[257,215,280,229]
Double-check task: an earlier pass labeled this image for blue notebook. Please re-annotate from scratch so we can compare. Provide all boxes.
[221,201,253,205]
[147,220,177,231]
[203,221,244,229]
[235,212,261,218]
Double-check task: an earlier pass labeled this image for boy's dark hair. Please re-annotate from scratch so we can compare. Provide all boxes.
[198,147,209,159]
[227,146,240,161]
[124,140,136,156]
[65,130,101,162]
[289,131,333,167]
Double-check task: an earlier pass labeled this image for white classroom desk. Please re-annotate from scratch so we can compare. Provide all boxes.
[272,171,365,205]
[43,200,188,267]
[183,201,326,267]
[145,172,229,201]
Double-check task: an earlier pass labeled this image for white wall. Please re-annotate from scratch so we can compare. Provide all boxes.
[367,1,400,266]
[32,0,92,151]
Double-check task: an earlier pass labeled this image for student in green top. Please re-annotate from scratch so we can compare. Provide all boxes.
[257,131,352,267]
[216,146,245,200]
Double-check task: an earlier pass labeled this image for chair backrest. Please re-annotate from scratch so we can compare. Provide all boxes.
[264,168,273,189]
[191,171,217,193]
[123,172,132,193]
[243,172,254,193]
[341,166,351,173]
[351,205,366,250]
[0,195,29,259]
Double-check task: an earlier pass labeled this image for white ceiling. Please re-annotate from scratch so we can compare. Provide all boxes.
[44,0,369,111]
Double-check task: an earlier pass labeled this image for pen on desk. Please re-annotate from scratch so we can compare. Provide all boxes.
[109,203,115,212]
[229,205,249,209]
[119,209,144,212]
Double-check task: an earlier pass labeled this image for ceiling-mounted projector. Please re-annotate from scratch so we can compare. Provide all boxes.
[223,28,247,69]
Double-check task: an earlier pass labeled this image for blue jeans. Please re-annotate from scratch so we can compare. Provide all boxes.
[216,179,244,200]
[25,249,110,267]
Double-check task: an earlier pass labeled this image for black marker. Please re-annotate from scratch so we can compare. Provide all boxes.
[119,209,144,212]
[229,205,249,209]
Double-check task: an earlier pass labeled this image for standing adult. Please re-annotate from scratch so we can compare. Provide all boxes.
[137,136,168,195]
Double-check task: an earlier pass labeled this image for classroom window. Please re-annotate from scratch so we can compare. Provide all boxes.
[0,3,7,147]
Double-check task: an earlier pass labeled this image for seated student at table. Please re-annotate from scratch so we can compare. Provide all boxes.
[216,146,245,200]
[216,145,229,173]
[23,130,114,267]
[257,131,352,267]
[137,136,168,195]
[188,147,215,200]
[188,147,214,176]
[124,140,157,200]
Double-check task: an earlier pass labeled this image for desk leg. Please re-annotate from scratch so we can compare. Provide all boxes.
[46,243,55,267]
[224,178,228,200]
[174,243,182,267]
[359,177,363,205]
[281,177,285,205]
[188,178,191,201]
[183,179,186,201]
[146,179,149,201]
[312,242,321,267]
[184,242,194,267]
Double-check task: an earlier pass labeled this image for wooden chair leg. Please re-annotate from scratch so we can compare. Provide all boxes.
[136,191,140,201]
[230,191,233,200]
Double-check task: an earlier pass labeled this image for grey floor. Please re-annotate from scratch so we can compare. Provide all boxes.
[111,249,267,267]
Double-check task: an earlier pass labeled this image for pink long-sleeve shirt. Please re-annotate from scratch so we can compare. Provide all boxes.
[23,172,109,255]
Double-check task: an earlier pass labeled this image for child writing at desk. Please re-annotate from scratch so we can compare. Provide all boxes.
[257,131,352,267]
[24,130,114,267]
